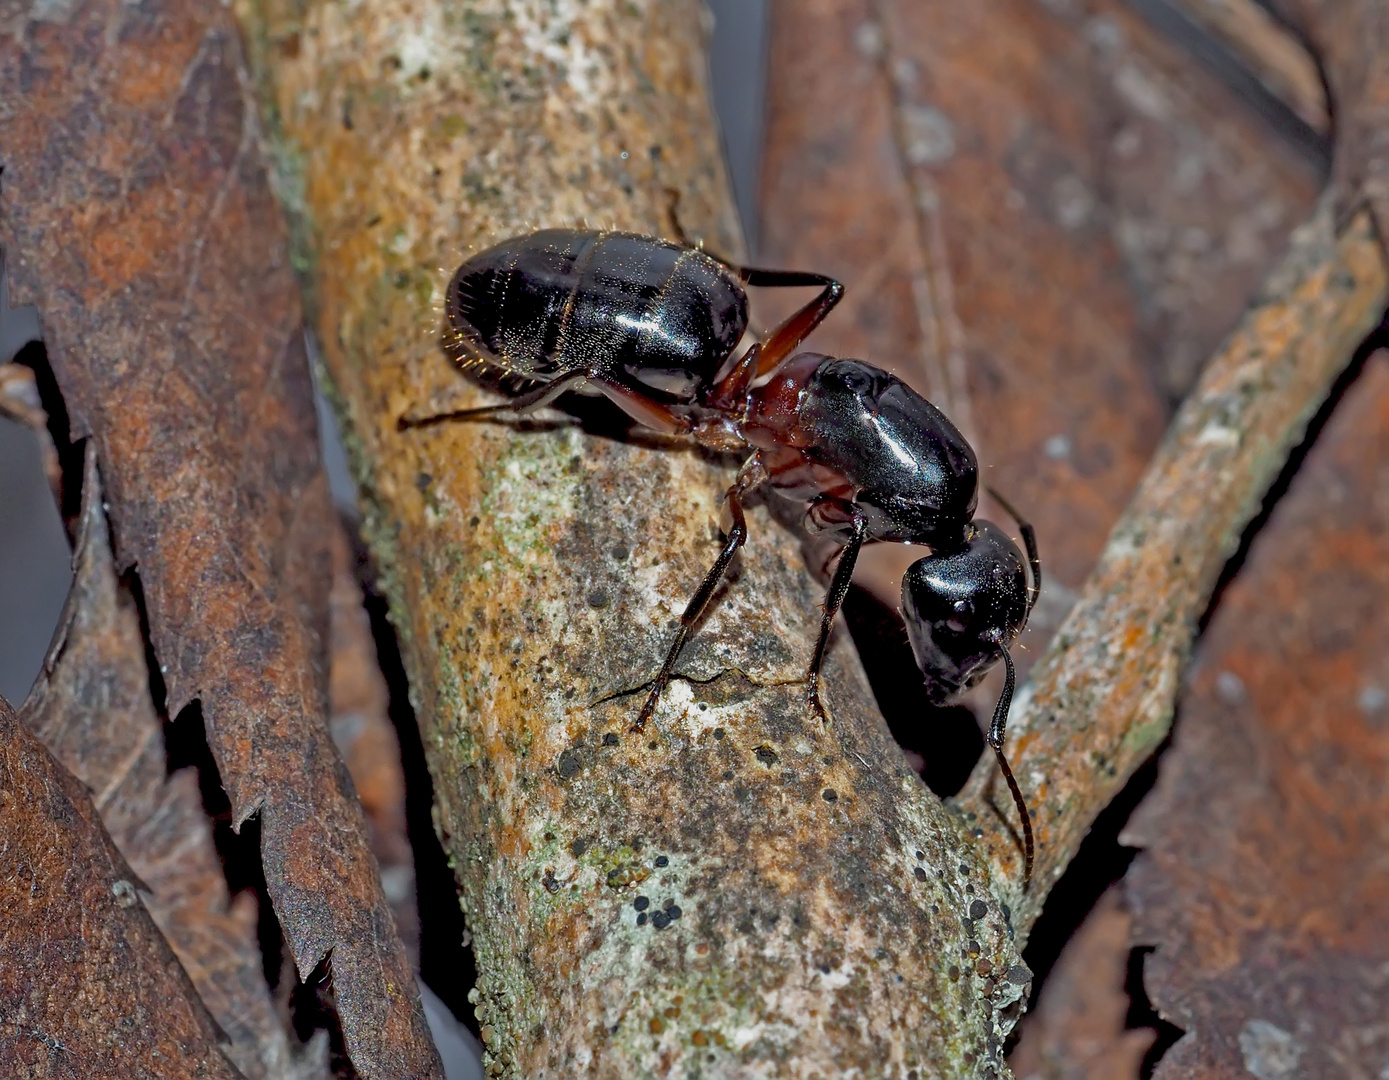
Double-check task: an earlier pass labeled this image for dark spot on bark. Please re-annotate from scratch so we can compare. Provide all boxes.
[970,899,988,920]
[416,471,433,490]
[958,863,970,875]
[603,732,619,746]
[721,770,734,780]
[976,958,992,975]
[713,727,725,740]
[469,515,480,527]
[663,897,675,910]
[634,896,649,911]
[587,590,609,608]
[654,855,669,867]
[965,883,974,894]
[556,748,582,780]
[915,849,924,860]
[913,867,927,882]
[668,905,682,920]
[819,965,830,975]
[822,789,837,802]
[1006,964,1031,985]
[967,940,981,956]
[637,912,647,926]
[948,965,960,981]
[754,746,778,766]
[570,838,589,856]
[652,911,671,929]
[611,545,629,560]
[962,919,973,935]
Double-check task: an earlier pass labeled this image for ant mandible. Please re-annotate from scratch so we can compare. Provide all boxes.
[402,228,1039,887]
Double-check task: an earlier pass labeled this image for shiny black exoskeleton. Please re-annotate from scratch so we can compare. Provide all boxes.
[405,229,1039,886]
[431,228,840,431]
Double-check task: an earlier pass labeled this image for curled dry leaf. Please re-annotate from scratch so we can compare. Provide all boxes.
[20,448,326,1080]
[1168,0,1329,133]
[957,202,1388,919]
[1264,0,1389,230]
[0,1,440,1075]
[1124,351,1389,1078]
[0,692,240,1079]
[237,0,1033,1074]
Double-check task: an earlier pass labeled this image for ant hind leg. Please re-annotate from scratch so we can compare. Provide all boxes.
[398,370,588,430]
[634,454,768,731]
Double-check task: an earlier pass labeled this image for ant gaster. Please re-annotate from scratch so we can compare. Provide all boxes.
[403,229,1039,886]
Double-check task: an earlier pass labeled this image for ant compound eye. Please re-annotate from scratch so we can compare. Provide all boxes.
[945,599,972,634]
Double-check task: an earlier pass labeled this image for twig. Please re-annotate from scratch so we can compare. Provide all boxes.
[957,201,1388,932]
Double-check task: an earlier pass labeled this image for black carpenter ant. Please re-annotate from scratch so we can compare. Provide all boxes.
[403,228,1038,886]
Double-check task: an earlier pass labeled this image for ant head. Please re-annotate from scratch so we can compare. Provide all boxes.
[900,520,1030,703]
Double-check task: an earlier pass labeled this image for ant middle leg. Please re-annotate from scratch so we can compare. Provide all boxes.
[804,502,867,723]
[634,453,768,731]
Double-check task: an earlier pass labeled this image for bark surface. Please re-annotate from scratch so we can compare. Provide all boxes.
[237,0,1030,1076]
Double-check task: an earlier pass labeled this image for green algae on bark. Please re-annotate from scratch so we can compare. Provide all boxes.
[237,0,1029,1075]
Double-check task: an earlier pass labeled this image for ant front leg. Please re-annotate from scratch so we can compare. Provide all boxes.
[986,644,1034,890]
[804,500,868,723]
[634,454,769,731]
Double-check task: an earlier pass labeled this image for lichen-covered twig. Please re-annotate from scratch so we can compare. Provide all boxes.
[957,202,1388,932]
[237,0,1044,1075]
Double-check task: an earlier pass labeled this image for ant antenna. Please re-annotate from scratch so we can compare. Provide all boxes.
[985,485,1041,617]
[986,644,1034,890]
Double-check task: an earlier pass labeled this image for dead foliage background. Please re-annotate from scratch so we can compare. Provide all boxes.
[0,0,1386,1078]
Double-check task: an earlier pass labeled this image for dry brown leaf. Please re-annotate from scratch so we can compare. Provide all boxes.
[760,0,1319,647]
[19,448,326,1080]
[327,524,418,959]
[1124,351,1389,1079]
[0,692,241,1079]
[1007,886,1154,1080]
[0,0,439,1073]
